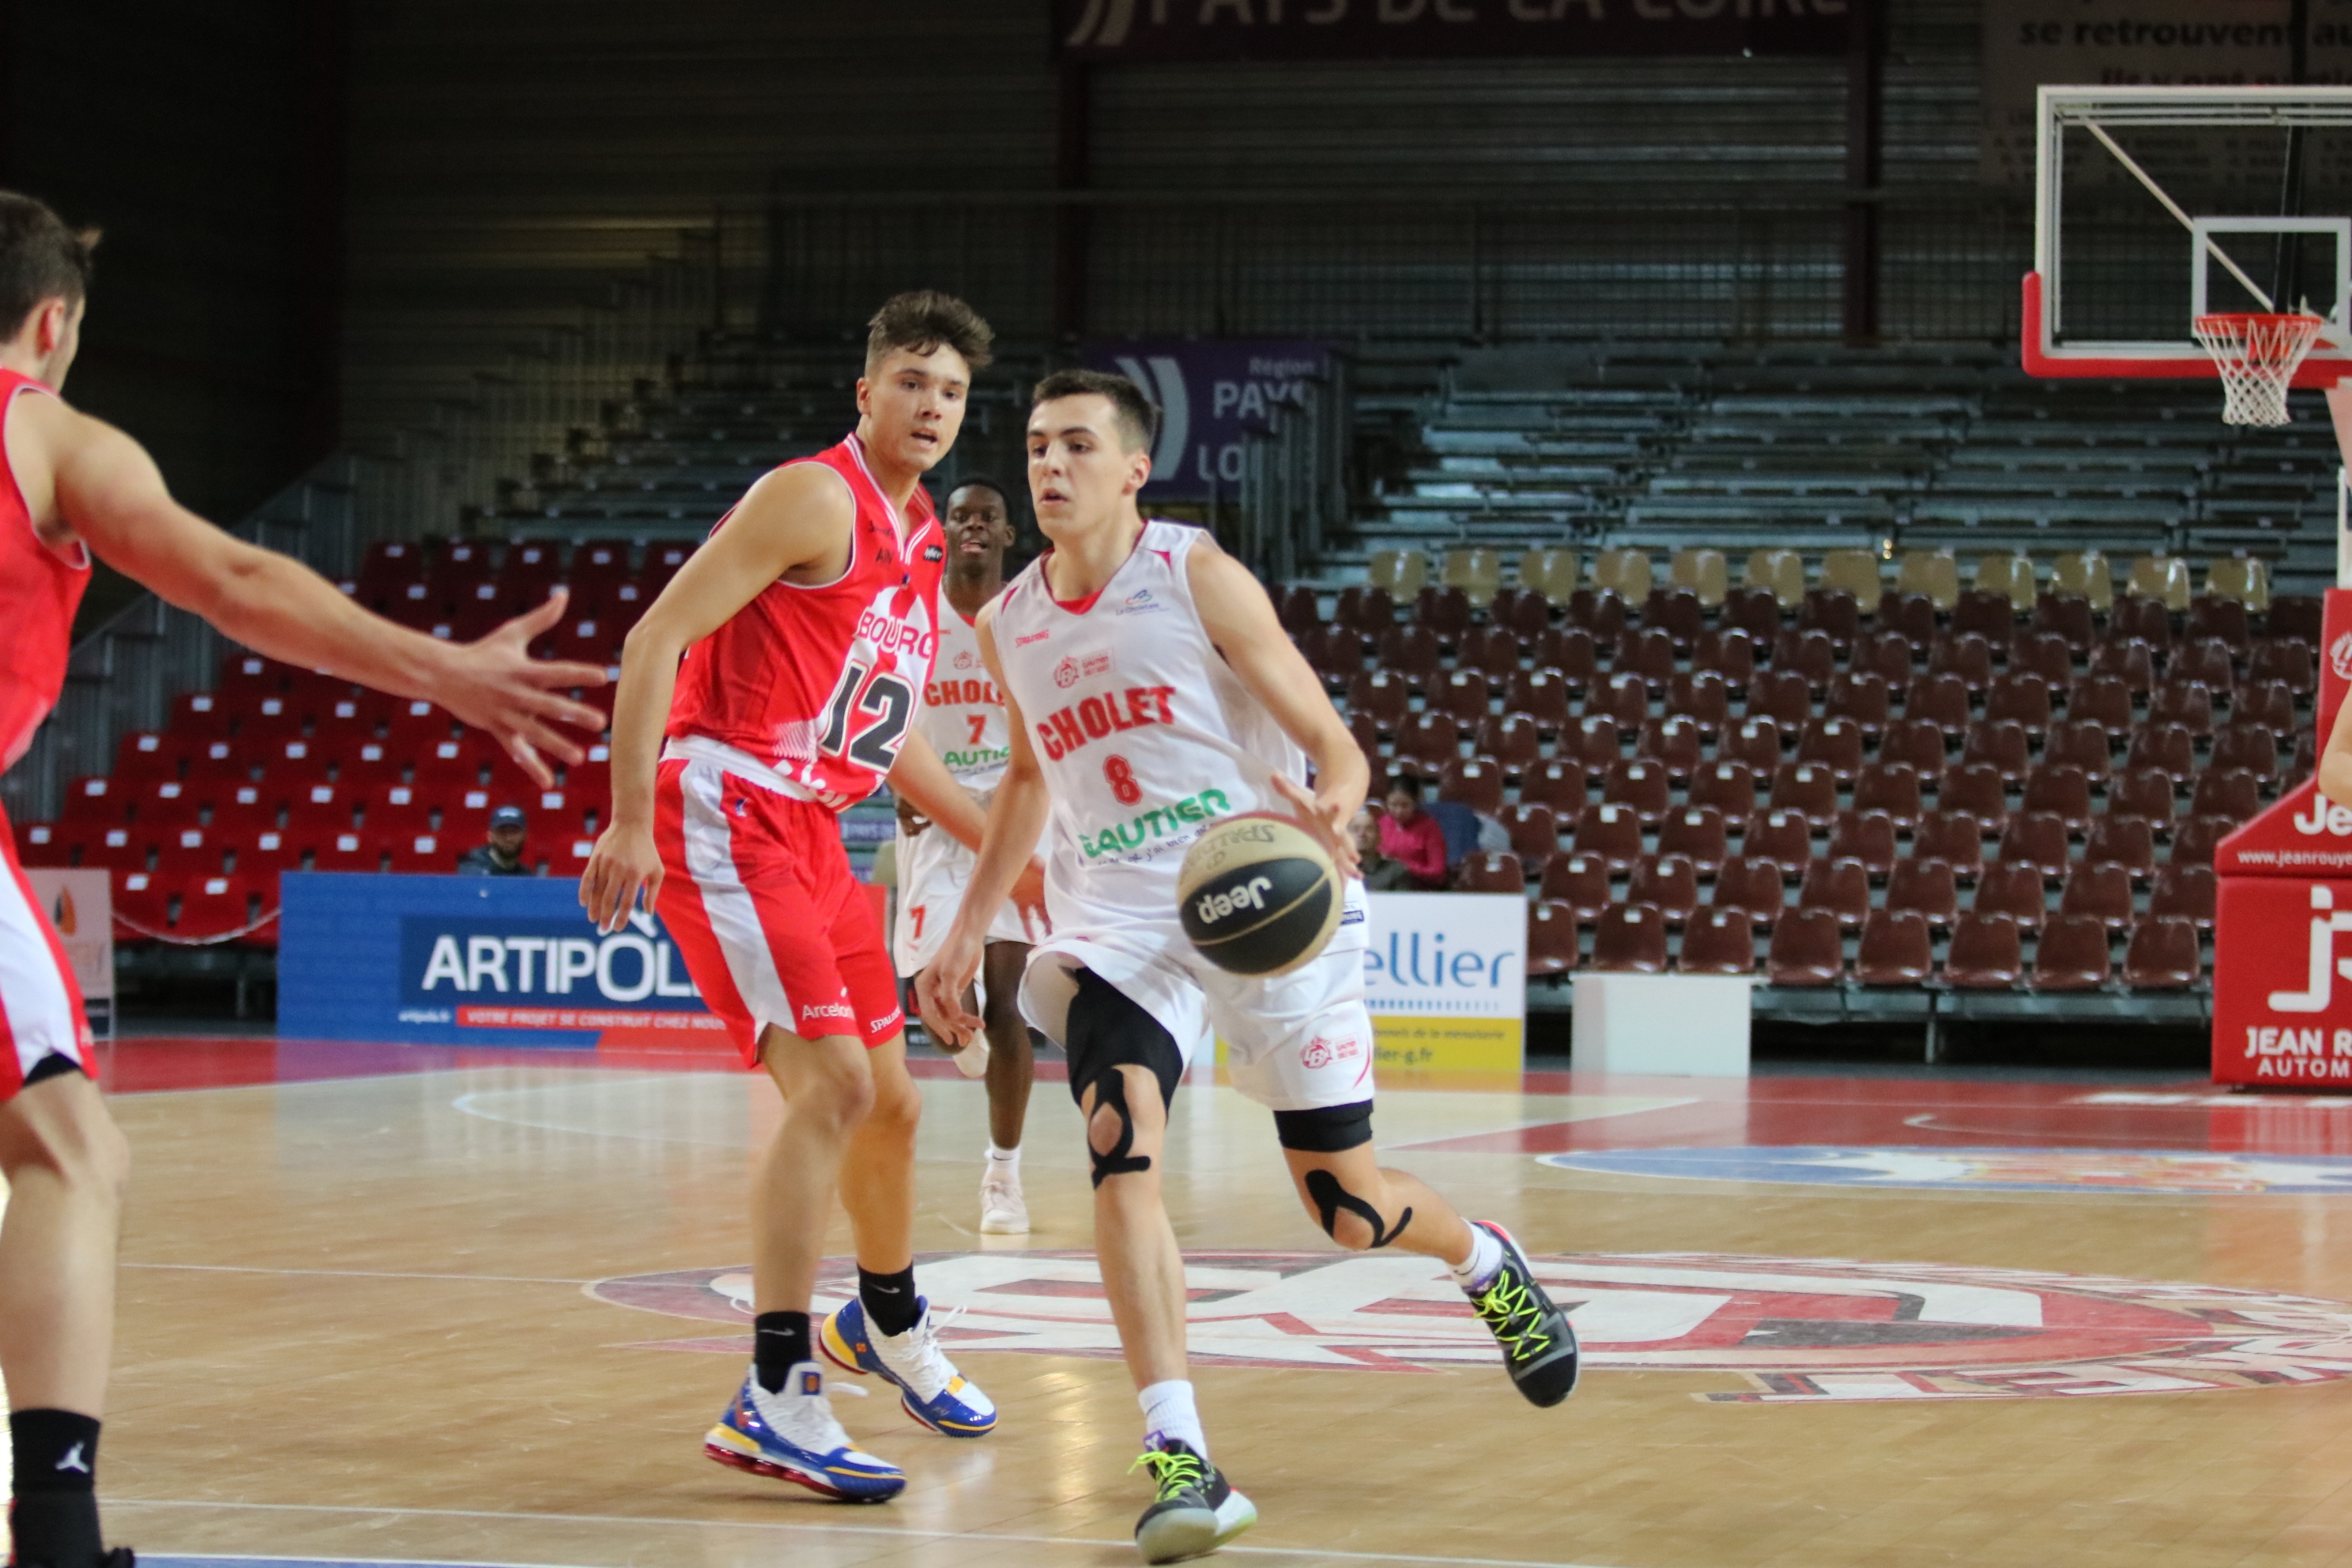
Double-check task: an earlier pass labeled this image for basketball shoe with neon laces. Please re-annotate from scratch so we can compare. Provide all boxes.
[703,1362,905,1502]
[1464,1220,1580,1407]
[1130,1439,1257,1563]
[820,1295,998,1437]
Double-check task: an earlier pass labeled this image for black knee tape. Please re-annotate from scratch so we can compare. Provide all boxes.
[1064,971,1183,1189]
[1302,1169,1412,1248]
[1085,1069,1154,1189]
[1273,1099,1375,1154]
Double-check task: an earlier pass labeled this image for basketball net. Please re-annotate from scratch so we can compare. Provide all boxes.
[2194,312,2325,425]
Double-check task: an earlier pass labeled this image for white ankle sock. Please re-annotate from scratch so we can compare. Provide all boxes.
[1139,1379,1206,1458]
[1450,1224,1506,1294]
[987,1144,1021,1170]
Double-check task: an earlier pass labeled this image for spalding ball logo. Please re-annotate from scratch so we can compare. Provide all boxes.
[1194,875,1274,925]
[2333,631,2352,682]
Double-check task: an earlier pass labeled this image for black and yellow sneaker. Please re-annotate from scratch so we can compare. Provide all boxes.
[1129,1439,1257,1563]
[1466,1219,1580,1408]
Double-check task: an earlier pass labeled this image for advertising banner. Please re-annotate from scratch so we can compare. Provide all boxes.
[2214,877,2352,1087]
[1080,341,1332,502]
[1362,891,1526,1072]
[22,868,114,1010]
[1057,0,1852,62]
[280,873,721,1049]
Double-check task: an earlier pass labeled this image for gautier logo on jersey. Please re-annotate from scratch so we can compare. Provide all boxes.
[1035,684,1177,761]
[1361,891,1526,1074]
[1082,787,1231,861]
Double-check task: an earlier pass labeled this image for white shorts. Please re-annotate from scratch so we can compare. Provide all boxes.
[1020,878,1375,1114]
[891,822,1040,977]
[2,842,96,1101]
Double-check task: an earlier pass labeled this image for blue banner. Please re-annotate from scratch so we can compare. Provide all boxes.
[1080,339,1332,501]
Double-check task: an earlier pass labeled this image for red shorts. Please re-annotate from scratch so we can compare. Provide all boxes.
[1,804,96,1102]
[652,755,902,1065]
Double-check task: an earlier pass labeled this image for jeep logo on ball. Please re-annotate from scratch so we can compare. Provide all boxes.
[1195,875,1274,925]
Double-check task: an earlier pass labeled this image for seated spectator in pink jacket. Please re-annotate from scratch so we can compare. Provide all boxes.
[1378,775,1449,891]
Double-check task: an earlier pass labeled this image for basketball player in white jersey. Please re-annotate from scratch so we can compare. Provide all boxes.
[919,370,1578,1564]
[891,475,1040,1233]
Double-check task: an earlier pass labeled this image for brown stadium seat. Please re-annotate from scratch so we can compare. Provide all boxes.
[1828,809,1898,877]
[1824,673,1890,735]
[1852,629,1916,686]
[2058,861,2135,931]
[1997,810,2071,879]
[1768,763,1840,827]
[2089,635,2155,694]
[1415,584,1472,641]
[2113,588,2177,639]
[1801,586,1862,648]
[1587,671,1652,732]
[1456,850,1525,893]
[1521,760,1589,813]
[1378,623,1442,681]
[1658,805,1730,873]
[1348,710,1383,767]
[1939,761,2011,829]
[2105,767,2176,829]
[1748,668,1815,729]
[1667,669,1732,731]
[1534,626,1600,682]
[1602,758,1672,824]
[2042,718,2114,780]
[2232,679,2297,733]
[2035,591,2099,650]
[2188,766,2262,825]
[2022,763,2094,833]
[2064,673,2135,734]
[1680,906,1758,975]
[1953,587,2016,640]
[1460,625,1522,682]
[1636,714,1706,779]
[1876,589,1938,645]
[2166,815,2237,868]
[1903,672,1973,732]
[1336,584,1395,638]
[2188,593,2251,647]
[1560,714,1624,774]
[1798,857,1871,927]
[1795,718,1867,782]
[1489,586,1551,639]
[1438,757,1506,816]
[1573,803,1644,871]
[2296,729,2316,782]
[1616,626,1678,687]
[2032,914,2113,992]
[1721,716,1785,774]
[2122,915,2202,991]
[1566,586,1628,640]
[1879,717,1948,783]
[1721,585,1783,643]
[2248,637,2316,693]
[1506,667,1575,729]
[1394,712,1461,770]
[1527,899,1583,977]
[2171,636,2237,691]
[2125,722,2198,783]
[1476,712,1543,771]
[2267,594,2323,641]
[1693,626,1757,684]
[1540,853,1613,922]
[1306,623,1365,682]
[1984,671,2052,733]
[1888,856,1959,925]
[1347,669,1411,731]
[1962,719,2031,784]
[1690,760,1758,826]
[1642,586,1705,650]
[1498,802,1561,865]
[1943,913,2025,989]
[1773,627,1838,688]
[1592,902,1669,974]
[2150,862,2217,928]
[1856,909,1934,986]
[1928,631,1994,693]
[1973,860,2048,929]
[1745,808,1815,870]
[1853,761,1924,827]
[2082,813,2157,878]
[1276,584,1321,635]
[2009,628,2075,687]
[1630,854,1700,924]
[2207,723,2282,787]
[1430,669,1491,726]
[1766,906,1845,987]
[2148,678,2214,737]
[1712,854,1787,925]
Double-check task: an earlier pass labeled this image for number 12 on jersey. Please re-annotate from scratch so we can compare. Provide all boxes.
[818,660,917,771]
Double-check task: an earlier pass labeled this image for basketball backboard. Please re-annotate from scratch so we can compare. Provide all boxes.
[2026,85,2352,386]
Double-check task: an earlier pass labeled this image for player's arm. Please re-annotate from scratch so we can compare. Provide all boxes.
[1187,540,1366,878]
[886,732,987,850]
[916,605,1054,1046]
[2320,684,2352,810]
[29,398,607,779]
[582,463,856,931]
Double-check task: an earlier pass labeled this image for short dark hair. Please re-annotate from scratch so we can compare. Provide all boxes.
[1386,773,1423,801]
[1032,368,1161,454]
[946,473,1014,511]
[865,290,992,375]
[0,193,96,339]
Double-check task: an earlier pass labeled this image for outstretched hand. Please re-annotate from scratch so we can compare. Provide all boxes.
[916,927,987,1050]
[1271,773,1360,881]
[432,589,610,787]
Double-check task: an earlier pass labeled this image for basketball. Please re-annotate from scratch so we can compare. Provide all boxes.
[1177,812,1341,976]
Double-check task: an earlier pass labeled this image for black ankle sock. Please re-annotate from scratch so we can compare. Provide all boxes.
[859,1265,920,1336]
[9,1410,104,1566]
[752,1310,811,1394]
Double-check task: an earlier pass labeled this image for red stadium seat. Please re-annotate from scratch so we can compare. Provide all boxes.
[1962,719,2030,784]
[1827,809,1897,877]
[2007,629,2075,687]
[1630,854,1699,924]
[2232,679,2297,733]
[1586,671,1651,732]
[2147,678,2214,737]
[1711,854,1785,925]
[1540,854,1613,923]
[1886,857,1958,925]
[1823,673,1890,735]
[1942,913,2024,989]
[2124,722,2198,783]
[1657,805,1729,874]
[1394,713,1461,771]
[1877,718,1947,784]
[1474,712,1542,771]
[1634,714,1705,779]
[1927,632,1992,693]
[2042,718,2113,781]
[2104,767,2176,829]
[1849,630,1914,687]
[1721,716,1783,775]
[2032,914,2113,992]
[1951,589,2014,640]
[1852,761,1923,827]
[1797,857,1869,926]
[2021,763,2093,833]
[1767,631,1834,691]
[387,832,455,875]
[1902,673,1971,732]
[1766,763,1838,827]
[1766,906,1844,987]
[1793,718,1864,781]
[2082,813,2157,878]
[1415,585,1472,641]
[1747,666,1815,729]
[2034,594,2096,652]
[1692,627,1755,684]
[2150,863,2217,929]
[1743,808,1814,870]
[2248,637,2315,693]
[1430,669,1491,725]
[2089,636,2154,694]
[1913,811,1986,878]
[13,821,70,867]
[2122,916,2201,990]
[1347,669,1409,731]
[1666,669,1731,731]
[1527,900,1581,976]
[1504,668,1574,729]
[2186,595,2249,649]
[1571,804,1642,872]
[1459,625,1521,682]
[1689,760,1758,826]
[1498,803,1561,865]
[1559,714,1623,775]
[1721,586,1781,644]
[1592,903,1668,974]
[1378,624,1441,681]
[1521,760,1589,814]
[1874,590,1936,646]
[1996,810,2071,879]
[1456,851,1524,893]
[1679,907,1756,974]
[1601,759,1671,824]
[1566,588,1626,640]
[111,871,172,939]
[1855,909,1933,986]
[1532,627,1600,682]
[1641,586,1702,650]
[1438,757,1505,816]
[1984,672,2052,733]
[2188,767,2261,825]
[1798,589,1858,649]
[2059,861,2135,931]
[2064,673,2136,737]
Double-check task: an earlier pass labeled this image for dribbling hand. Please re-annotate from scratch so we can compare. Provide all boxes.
[1271,774,1360,881]
[581,822,663,934]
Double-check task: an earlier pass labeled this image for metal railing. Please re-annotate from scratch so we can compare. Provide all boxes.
[1238,360,1351,585]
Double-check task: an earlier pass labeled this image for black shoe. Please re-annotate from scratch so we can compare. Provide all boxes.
[1466,1219,1580,1407]
[6,1553,134,1567]
[1130,1439,1257,1563]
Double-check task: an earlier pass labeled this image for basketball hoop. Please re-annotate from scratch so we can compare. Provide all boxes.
[2193,312,2327,426]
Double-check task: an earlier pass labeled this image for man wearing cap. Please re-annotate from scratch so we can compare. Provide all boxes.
[458,805,533,876]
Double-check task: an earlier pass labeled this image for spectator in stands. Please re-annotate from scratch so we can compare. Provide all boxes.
[458,805,532,876]
[1379,775,1449,890]
[1355,808,1414,892]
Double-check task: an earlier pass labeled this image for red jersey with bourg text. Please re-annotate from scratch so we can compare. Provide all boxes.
[0,370,89,772]
[664,434,945,810]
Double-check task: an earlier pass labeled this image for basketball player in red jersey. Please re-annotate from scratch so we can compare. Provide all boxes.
[580,292,1038,1503]
[0,194,609,1568]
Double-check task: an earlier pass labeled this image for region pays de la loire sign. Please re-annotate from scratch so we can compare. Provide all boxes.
[589,1249,2352,1403]
[1056,0,1853,61]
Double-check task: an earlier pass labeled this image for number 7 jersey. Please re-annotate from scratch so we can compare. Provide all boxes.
[664,433,944,810]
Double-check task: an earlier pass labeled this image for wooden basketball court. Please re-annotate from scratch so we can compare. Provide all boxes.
[10,1038,2352,1568]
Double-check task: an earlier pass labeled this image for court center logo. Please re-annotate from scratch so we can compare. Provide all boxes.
[587,1249,2352,1403]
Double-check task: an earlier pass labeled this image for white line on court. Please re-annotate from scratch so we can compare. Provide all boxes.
[115,1498,1623,1568]
[120,1262,590,1286]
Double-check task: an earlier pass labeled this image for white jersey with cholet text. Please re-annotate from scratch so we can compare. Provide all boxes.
[914,606,1012,791]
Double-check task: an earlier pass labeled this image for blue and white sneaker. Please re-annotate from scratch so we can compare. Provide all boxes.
[703,1362,905,1502]
[821,1295,998,1438]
